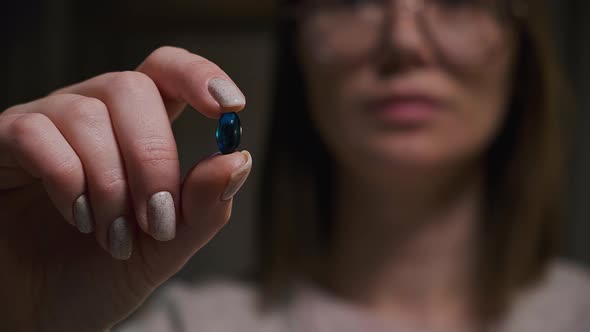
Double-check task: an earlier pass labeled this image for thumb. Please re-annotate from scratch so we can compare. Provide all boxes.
[137,150,252,285]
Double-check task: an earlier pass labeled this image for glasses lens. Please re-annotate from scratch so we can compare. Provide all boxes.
[422,0,508,66]
[303,1,385,63]
[302,0,510,67]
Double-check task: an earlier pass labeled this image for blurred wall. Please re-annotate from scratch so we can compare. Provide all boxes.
[1,0,589,281]
[559,1,590,265]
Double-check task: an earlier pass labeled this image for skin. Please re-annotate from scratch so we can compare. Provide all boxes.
[300,1,517,330]
[0,46,251,331]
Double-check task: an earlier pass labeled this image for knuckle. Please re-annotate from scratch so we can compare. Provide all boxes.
[150,46,187,61]
[133,136,177,167]
[44,155,81,183]
[93,169,127,198]
[64,95,109,123]
[186,58,220,76]
[8,113,52,144]
[105,71,156,96]
[6,113,83,186]
[3,103,26,116]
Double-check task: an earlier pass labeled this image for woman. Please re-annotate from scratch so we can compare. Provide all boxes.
[0,0,588,331]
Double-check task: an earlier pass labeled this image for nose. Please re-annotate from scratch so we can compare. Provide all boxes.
[376,0,431,74]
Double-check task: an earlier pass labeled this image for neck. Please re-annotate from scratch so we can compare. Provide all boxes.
[321,163,483,330]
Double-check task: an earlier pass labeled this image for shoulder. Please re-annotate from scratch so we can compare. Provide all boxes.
[113,277,287,332]
[502,258,590,332]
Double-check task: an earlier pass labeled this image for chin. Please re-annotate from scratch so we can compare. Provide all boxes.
[355,135,476,175]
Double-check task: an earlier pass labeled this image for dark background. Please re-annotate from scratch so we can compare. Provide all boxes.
[1,0,588,280]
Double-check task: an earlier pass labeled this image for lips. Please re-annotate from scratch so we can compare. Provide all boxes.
[365,94,445,126]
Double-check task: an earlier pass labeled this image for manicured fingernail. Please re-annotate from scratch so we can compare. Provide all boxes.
[222,150,252,201]
[109,217,133,260]
[73,194,94,234]
[147,191,176,241]
[208,77,246,108]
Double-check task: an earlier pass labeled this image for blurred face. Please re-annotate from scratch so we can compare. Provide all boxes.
[298,0,520,179]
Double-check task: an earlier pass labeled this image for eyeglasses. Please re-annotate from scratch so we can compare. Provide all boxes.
[288,0,526,67]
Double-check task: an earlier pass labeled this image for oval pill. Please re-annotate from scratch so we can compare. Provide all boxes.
[216,112,242,154]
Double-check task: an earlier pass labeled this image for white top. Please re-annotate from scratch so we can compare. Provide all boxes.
[114,259,590,332]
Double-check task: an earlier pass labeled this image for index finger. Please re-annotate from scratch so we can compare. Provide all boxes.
[136,46,246,120]
[52,46,246,122]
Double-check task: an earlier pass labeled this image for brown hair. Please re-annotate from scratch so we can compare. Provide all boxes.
[256,0,567,324]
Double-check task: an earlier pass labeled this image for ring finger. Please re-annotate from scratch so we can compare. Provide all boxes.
[11,93,135,259]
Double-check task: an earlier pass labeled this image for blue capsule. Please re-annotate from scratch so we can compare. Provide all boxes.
[216,112,242,154]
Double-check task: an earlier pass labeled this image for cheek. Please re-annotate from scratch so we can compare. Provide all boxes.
[302,59,365,145]
[436,47,515,165]
[432,96,509,165]
[305,70,373,154]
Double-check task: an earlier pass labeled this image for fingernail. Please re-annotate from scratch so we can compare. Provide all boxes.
[73,194,95,234]
[222,151,252,201]
[208,77,246,109]
[147,191,176,241]
[109,217,133,260]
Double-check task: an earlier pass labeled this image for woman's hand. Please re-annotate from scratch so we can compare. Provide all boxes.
[0,46,252,331]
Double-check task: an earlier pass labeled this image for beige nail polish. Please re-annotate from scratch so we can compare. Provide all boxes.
[147,191,176,241]
[73,194,95,234]
[208,78,246,108]
[109,217,133,260]
[222,151,252,201]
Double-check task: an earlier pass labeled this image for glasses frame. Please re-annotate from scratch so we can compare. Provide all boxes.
[278,0,529,68]
[279,0,528,24]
